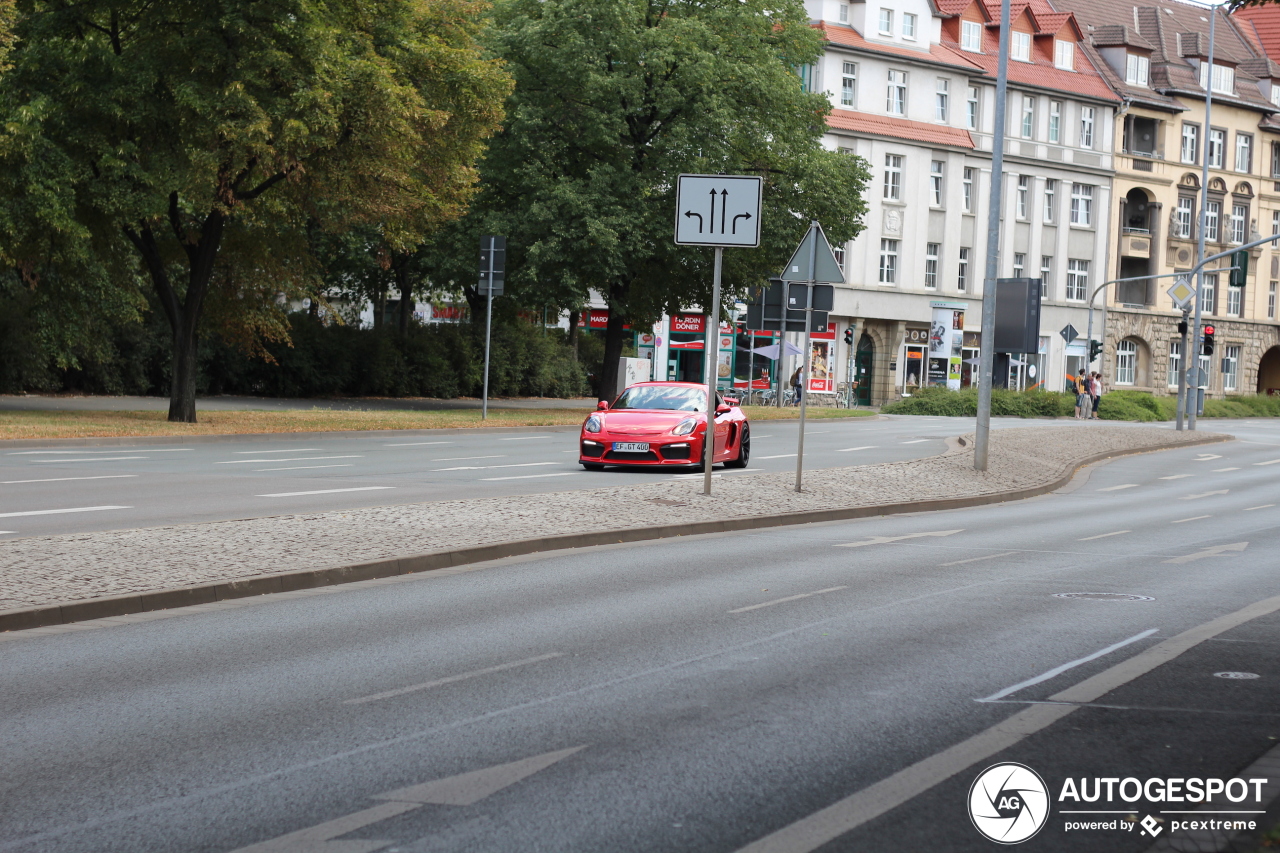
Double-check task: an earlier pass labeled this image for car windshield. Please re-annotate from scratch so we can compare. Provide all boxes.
[612,386,706,412]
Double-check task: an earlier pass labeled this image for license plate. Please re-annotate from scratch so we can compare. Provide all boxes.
[613,442,649,453]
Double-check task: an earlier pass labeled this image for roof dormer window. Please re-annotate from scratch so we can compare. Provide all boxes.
[879,8,893,36]
[1054,40,1075,71]
[1199,62,1235,95]
[838,3,848,24]
[1012,32,1031,62]
[1271,83,1280,108]
[962,20,983,52]
[1125,54,1150,87]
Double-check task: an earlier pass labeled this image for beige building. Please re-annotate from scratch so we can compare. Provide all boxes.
[1054,0,1280,396]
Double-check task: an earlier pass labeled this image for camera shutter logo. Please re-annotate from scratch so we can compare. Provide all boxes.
[968,763,1050,844]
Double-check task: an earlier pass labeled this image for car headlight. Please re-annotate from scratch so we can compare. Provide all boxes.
[672,417,697,436]
[585,415,602,433]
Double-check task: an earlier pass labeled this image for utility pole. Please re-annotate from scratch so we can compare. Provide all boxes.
[1191,6,1216,432]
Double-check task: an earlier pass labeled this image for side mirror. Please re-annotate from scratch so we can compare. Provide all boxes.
[597,400,609,411]
[715,404,732,415]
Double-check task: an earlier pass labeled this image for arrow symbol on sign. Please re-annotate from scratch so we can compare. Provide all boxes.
[834,529,964,548]
[1180,489,1229,500]
[720,188,728,233]
[709,188,718,233]
[683,210,703,233]
[732,211,752,234]
[1163,541,1248,564]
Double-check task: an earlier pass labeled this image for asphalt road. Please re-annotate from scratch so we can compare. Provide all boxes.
[1,422,1277,852]
[0,414,1012,538]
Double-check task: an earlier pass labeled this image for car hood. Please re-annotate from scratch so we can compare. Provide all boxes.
[591,410,702,435]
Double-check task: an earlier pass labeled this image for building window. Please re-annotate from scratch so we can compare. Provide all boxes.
[903,12,917,39]
[925,243,940,288]
[1168,340,1182,387]
[886,69,907,115]
[958,247,970,292]
[1048,101,1061,143]
[1079,107,1095,148]
[1270,280,1277,318]
[838,146,854,156]
[961,20,982,52]
[935,78,949,122]
[1236,133,1253,173]
[1021,95,1035,138]
[840,62,857,107]
[1067,258,1089,300]
[1013,253,1025,277]
[883,154,902,200]
[1223,345,1240,391]
[1272,142,1280,178]
[1182,124,1199,164]
[1125,53,1150,86]
[1012,31,1031,62]
[930,161,945,206]
[1200,63,1235,95]
[1176,197,1195,238]
[879,239,899,283]
[1055,40,1074,70]
[1016,175,1029,219]
[1070,184,1093,226]
[838,3,849,23]
[1043,178,1056,222]
[1205,200,1220,242]
[1116,340,1137,385]
[1041,256,1053,297]
[878,8,893,35]
[962,167,974,212]
[1230,203,1248,244]
[1201,273,1217,314]
[1208,128,1225,168]
[1272,209,1280,236]
[1227,280,1243,316]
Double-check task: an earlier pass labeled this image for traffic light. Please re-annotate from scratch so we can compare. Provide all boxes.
[1089,339,1103,362]
[1177,320,1188,336]
[843,326,854,346]
[1202,324,1215,355]
[1230,250,1248,289]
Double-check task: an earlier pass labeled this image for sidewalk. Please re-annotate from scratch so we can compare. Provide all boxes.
[0,425,1226,630]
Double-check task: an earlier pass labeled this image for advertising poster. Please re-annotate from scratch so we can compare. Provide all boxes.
[718,331,734,389]
[808,340,833,392]
[930,304,965,390]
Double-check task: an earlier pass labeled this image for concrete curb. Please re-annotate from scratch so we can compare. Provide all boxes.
[0,431,1230,633]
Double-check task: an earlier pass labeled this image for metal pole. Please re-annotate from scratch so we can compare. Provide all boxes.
[975,0,1011,471]
[482,288,493,420]
[704,246,723,496]
[1176,308,1190,429]
[1190,8,1215,432]
[796,223,819,492]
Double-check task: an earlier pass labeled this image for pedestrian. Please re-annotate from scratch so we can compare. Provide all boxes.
[790,365,803,406]
[1074,371,1089,419]
[1090,372,1104,419]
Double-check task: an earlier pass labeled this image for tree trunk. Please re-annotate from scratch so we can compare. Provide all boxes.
[396,254,413,335]
[599,298,627,402]
[567,310,580,360]
[168,326,200,422]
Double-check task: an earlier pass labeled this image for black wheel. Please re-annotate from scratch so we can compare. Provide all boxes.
[725,423,750,468]
[581,462,605,471]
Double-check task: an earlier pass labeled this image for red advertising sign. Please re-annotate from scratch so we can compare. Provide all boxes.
[576,309,629,330]
[670,314,706,333]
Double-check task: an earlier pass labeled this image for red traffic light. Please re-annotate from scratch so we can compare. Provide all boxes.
[1203,324,1215,335]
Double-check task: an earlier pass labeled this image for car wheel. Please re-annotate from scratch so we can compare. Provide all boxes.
[581,462,605,471]
[725,423,750,468]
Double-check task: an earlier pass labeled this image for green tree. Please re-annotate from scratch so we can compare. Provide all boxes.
[477,0,870,399]
[0,0,509,420]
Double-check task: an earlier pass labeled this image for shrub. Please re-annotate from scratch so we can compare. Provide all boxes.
[1097,394,1162,422]
[882,387,1075,418]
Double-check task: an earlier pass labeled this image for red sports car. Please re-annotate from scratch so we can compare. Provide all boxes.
[579,381,750,470]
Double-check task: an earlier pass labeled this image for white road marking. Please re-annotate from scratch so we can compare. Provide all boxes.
[0,505,131,518]
[31,456,148,463]
[257,487,393,497]
[0,531,14,534]
[1096,484,1138,492]
[233,448,322,454]
[1164,541,1248,564]
[729,586,848,614]
[254,464,354,471]
[1159,474,1192,480]
[434,462,555,471]
[977,629,1159,703]
[7,449,189,455]
[1078,530,1130,541]
[756,454,796,459]
[1193,454,1223,461]
[939,551,1020,567]
[1181,489,1229,500]
[834,529,963,548]
[383,441,454,447]
[345,653,563,704]
[498,435,551,441]
[1212,467,1241,472]
[481,472,578,481]
[430,455,506,462]
[1245,504,1275,511]
[1170,515,1212,524]
[2,475,139,484]
[835,446,877,452]
[1254,459,1280,466]
[901,439,930,444]
[217,456,363,465]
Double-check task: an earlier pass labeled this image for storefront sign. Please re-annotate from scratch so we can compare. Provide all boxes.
[671,314,706,333]
[577,309,631,330]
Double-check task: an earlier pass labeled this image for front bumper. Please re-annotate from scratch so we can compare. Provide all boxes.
[579,436,701,465]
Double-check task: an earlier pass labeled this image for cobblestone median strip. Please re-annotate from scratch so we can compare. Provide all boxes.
[0,426,1227,631]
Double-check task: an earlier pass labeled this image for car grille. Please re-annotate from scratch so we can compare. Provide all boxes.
[604,449,660,462]
[660,445,691,460]
[580,441,604,458]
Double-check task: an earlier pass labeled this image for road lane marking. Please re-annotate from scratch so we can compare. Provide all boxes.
[733,594,1280,853]
[434,462,556,471]
[1096,484,1138,492]
[1164,541,1248,564]
[834,529,963,548]
[233,448,322,454]
[835,446,877,452]
[384,441,453,447]
[756,454,796,459]
[1170,516,1212,524]
[256,487,393,498]
[31,457,148,463]
[218,456,363,465]
[1,475,139,484]
[729,586,848,614]
[901,439,929,444]
[498,435,551,441]
[7,449,189,455]
[0,506,131,518]
[1078,530,1130,541]
[1245,504,1275,511]
[345,653,564,705]
[977,629,1160,703]
[1212,467,1240,472]
[1159,474,1192,480]
[430,455,506,462]
[253,465,354,471]
[939,551,1020,567]
[481,473,578,481]
[1254,459,1280,466]
[1193,454,1223,461]
[1181,489,1229,500]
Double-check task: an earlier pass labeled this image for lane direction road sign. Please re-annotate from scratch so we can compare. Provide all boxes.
[674,174,762,247]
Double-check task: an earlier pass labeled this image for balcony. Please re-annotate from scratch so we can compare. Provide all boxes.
[1120,228,1152,258]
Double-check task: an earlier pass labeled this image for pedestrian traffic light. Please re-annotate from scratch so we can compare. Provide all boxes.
[1089,339,1103,362]
[1202,324,1215,355]
[843,326,854,346]
[1177,320,1188,336]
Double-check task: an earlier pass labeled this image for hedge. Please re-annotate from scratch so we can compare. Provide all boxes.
[882,386,1280,420]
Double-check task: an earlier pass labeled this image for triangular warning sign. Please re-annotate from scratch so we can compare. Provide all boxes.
[780,222,844,284]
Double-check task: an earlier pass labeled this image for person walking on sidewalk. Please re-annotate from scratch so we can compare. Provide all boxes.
[1090,372,1104,420]
[790,366,804,406]
[1073,371,1090,419]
